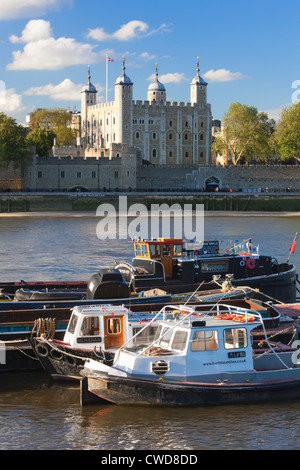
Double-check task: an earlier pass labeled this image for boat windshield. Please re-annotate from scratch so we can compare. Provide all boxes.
[67,313,78,334]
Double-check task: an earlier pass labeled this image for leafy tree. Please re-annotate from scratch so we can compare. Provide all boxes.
[220,103,275,165]
[0,112,32,170]
[275,102,300,162]
[26,128,56,157]
[29,108,77,146]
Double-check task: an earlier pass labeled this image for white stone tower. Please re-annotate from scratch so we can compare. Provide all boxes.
[190,57,207,106]
[147,63,166,103]
[81,66,97,145]
[114,56,133,145]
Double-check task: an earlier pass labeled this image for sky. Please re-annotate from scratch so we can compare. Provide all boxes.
[0,0,299,124]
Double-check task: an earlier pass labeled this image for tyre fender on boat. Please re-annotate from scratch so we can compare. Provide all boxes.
[35,343,49,358]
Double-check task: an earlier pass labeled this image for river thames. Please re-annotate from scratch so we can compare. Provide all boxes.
[0,212,300,451]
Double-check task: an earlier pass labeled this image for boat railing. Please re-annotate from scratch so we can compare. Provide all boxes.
[229,239,259,256]
[114,302,292,370]
[115,304,263,360]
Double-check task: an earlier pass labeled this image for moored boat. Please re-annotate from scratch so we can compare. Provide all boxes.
[114,238,297,303]
[80,303,300,406]
[28,304,159,380]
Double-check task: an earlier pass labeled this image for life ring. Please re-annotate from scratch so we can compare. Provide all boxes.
[246,257,256,269]
[49,348,64,361]
[233,315,255,322]
[240,260,245,267]
[215,313,235,320]
[35,343,49,358]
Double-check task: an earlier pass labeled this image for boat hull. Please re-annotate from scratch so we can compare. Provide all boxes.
[81,370,300,407]
[28,338,112,381]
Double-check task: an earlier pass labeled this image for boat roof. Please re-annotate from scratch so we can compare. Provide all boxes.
[72,304,131,316]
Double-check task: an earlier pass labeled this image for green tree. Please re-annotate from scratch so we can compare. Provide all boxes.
[275,102,300,162]
[26,128,56,157]
[0,113,32,170]
[221,103,275,165]
[29,108,77,146]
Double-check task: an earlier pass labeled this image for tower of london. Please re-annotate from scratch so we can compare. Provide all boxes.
[78,57,212,165]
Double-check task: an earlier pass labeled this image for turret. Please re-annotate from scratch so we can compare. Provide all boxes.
[147,63,166,104]
[190,57,207,106]
[114,56,133,144]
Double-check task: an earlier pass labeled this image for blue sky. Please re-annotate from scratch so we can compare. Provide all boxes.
[0,0,299,124]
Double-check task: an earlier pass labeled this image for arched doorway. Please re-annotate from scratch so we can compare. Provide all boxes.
[205,177,220,192]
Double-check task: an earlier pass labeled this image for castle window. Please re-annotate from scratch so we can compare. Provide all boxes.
[92,171,96,178]
[201,121,204,127]
[107,134,109,142]
[185,152,189,158]
[77,172,82,178]
[152,149,157,158]
[200,152,204,159]
[169,121,172,126]
[113,133,115,141]
[185,121,188,127]
[184,134,188,140]
[136,132,140,139]
[37,171,42,179]
[61,171,65,179]
[114,171,119,178]
[169,151,173,158]
[169,133,172,139]
[152,132,157,139]
[113,117,115,124]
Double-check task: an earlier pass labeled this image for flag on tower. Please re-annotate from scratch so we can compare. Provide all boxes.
[107,56,114,62]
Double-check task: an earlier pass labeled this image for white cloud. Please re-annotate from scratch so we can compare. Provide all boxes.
[261,105,292,122]
[0,88,26,115]
[203,68,247,82]
[87,20,172,41]
[25,78,104,101]
[0,0,72,20]
[139,52,156,61]
[7,20,101,70]
[147,72,188,84]
[10,19,52,43]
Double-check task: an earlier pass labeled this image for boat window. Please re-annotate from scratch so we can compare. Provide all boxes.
[173,244,182,257]
[67,313,78,334]
[191,330,218,351]
[107,318,121,335]
[224,328,247,349]
[149,244,161,258]
[79,316,100,336]
[141,244,149,257]
[135,244,142,257]
[156,326,172,348]
[163,245,170,257]
[171,330,188,351]
[131,325,158,346]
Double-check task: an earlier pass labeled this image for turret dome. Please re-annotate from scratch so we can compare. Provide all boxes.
[81,66,97,93]
[115,56,133,85]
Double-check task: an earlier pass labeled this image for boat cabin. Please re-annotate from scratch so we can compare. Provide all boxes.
[63,305,158,351]
[111,304,262,381]
[133,238,184,278]
[124,238,275,289]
